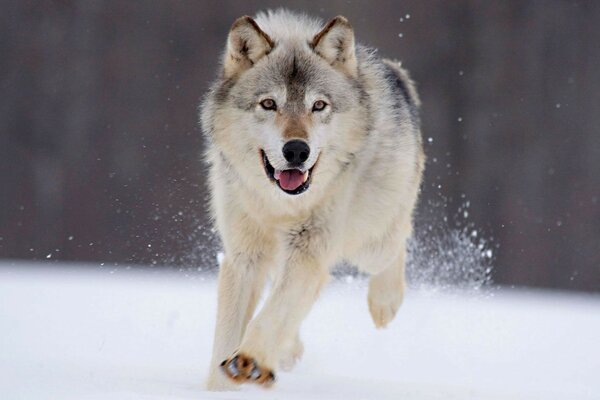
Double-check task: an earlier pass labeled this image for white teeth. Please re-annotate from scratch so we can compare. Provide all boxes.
[302,171,309,183]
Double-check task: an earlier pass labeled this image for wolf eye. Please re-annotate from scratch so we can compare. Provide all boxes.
[312,100,327,112]
[260,98,277,111]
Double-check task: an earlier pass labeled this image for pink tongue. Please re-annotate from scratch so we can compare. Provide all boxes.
[276,169,304,191]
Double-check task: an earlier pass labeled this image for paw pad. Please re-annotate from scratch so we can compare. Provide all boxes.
[220,353,276,387]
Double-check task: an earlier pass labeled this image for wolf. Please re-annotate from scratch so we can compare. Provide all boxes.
[201,9,424,390]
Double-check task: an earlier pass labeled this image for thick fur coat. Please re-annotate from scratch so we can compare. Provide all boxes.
[201,10,424,390]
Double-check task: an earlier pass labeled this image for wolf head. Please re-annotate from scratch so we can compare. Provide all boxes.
[202,10,368,199]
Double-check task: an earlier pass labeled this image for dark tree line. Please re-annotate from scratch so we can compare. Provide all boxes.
[1,1,599,291]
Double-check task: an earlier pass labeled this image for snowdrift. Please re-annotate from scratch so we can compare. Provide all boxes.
[1,263,598,399]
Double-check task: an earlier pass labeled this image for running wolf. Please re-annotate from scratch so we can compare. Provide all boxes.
[201,9,424,390]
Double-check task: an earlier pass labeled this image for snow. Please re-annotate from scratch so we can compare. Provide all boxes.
[1,262,599,400]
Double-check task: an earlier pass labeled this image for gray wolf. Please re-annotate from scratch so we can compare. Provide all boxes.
[200,9,424,390]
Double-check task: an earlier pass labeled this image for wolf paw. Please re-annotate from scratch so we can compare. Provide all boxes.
[279,335,304,371]
[368,276,404,329]
[206,370,239,392]
[220,353,276,387]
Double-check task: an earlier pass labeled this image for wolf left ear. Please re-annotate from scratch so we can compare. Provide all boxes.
[223,16,274,79]
[310,16,357,77]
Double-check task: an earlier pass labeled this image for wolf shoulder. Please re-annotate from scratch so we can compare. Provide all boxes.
[358,50,421,127]
[380,59,421,109]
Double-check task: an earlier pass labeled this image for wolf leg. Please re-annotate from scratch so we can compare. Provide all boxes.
[206,254,269,391]
[367,242,406,329]
[220,253,330,387]
[279,332,304,371]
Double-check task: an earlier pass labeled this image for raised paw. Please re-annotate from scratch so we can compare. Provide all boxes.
[368,273,404,329]
[220,353,276,387]
[368,294,401,328]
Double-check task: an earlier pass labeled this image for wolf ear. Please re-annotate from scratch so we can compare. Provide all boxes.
[310,16,357,77]
[223,16,274,79]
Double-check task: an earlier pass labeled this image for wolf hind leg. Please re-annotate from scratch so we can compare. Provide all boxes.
[367,242,406,329]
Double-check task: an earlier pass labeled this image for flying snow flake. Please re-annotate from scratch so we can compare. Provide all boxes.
[555,103,561,109]
[398,33,403,38]
[405,13,411,19]
[457,117,463,122]
[427,137,434,143]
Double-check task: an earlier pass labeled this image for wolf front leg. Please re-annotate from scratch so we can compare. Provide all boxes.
[220,244,332,387]
[206,250,272,391]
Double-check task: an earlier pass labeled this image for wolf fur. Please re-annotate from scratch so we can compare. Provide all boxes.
[201,9,424,390]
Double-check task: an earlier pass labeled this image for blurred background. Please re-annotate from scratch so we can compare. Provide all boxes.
[1,0,599,292]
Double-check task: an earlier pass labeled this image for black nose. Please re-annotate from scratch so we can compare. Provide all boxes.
[282,140,310,164]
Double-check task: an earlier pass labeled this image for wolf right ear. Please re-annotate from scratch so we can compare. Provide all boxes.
[310,16,357,77]
[223,16,274,79]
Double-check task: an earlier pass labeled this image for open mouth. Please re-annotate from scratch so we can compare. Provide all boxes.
[261,150,315,195]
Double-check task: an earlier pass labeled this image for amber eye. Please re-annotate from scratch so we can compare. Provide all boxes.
[312,100,327,112]
[260,98,277,111]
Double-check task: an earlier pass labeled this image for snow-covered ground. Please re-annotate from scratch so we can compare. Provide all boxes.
[1,262,599,400]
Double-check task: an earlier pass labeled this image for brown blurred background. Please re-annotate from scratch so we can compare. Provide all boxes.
[1,1,599,291]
